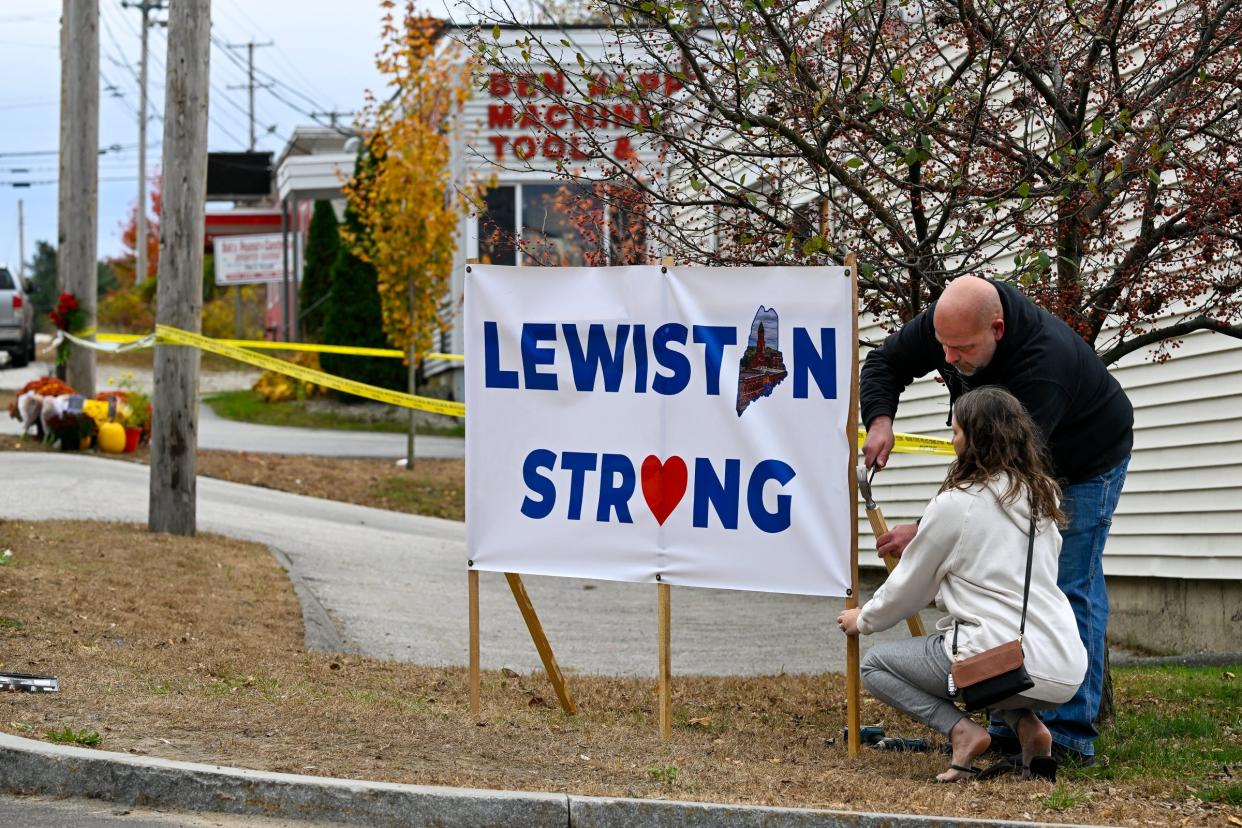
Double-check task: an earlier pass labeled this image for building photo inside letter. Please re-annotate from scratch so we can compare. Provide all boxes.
[465,266,853,597]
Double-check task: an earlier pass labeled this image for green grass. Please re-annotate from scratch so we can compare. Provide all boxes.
[368,475,464,521]
[203,389,464,437]
[646,764,680,786]
[46,727,101,747]
[1071,664,1242,804]
[1042,782,1091,810]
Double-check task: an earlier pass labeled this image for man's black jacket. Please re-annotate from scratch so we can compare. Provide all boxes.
[859,280,1133,484]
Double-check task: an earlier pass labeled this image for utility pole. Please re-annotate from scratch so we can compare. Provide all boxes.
[149,0,211,537]
[16,199,24,282]
[226,40,271,338]
[58,0,99,395]
[121,0,165,287]
[226,40,272,151]
[309,110,355,130]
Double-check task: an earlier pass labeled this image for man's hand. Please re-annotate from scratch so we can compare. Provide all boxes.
[863,416,895,469]
[877,522,918,559]
[837,607,861,636]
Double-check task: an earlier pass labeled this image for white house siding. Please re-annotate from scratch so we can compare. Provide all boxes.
[857,319,1242,584]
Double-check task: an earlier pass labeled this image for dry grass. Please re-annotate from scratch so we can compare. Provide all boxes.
[0,520,1235,826]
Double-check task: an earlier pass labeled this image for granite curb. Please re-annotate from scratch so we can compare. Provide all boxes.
[0,733,1101,828]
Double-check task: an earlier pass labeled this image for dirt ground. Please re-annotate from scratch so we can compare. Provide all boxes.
[0,520,1236,826]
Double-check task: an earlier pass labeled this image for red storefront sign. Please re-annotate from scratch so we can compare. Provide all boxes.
[485,70,681,162]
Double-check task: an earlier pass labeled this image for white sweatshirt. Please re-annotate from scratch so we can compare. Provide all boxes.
[857,475,1087,700]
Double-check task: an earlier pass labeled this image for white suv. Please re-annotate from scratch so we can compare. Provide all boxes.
[0,264,36,368]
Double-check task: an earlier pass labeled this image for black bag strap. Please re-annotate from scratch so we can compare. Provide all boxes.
[953,507,1036,657]
[1018,513,1035,640]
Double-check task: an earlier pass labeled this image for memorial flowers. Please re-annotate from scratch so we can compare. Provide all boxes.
[48,292,85,367]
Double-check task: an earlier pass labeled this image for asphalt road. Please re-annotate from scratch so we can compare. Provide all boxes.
[0,453,939,677]
[0,794,347,827]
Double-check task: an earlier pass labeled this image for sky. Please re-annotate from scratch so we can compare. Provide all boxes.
[0,0,407,271]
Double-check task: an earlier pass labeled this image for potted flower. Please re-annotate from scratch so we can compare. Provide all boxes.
[106,372,152,451]
[123,389,150,451]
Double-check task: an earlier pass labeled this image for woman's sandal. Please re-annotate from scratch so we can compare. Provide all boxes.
[976,758,1022,780]
[935,763,982,783]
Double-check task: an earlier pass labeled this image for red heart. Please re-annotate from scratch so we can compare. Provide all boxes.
[641,455,688,526]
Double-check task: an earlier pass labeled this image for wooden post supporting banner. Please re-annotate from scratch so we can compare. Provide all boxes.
[844,252,862,758]
[465,258,576,722]
[658,582,672,739]
[505,573,578,715]
[469,568,480,719]
[657,254,675,741]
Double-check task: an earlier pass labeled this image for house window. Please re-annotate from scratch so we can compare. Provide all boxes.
[478,185,517,266]
[477,183,645,266]
[522,183,601,266]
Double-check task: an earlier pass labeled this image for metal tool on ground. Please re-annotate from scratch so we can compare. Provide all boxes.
[858,464,927,637]
[0,672,59,692]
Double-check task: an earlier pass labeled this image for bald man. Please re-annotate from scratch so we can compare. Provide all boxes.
[859,276,1133,767]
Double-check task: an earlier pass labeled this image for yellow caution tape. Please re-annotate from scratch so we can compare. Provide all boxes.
[154,325,466,418]
[857,427,956,456]
[75,329,950,449]
[97,331,463,362]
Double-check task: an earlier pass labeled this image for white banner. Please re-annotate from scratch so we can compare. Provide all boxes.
[465,265,854,597]
[213,233,290,286]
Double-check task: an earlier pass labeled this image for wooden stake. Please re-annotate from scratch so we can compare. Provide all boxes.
[469,568,480,718]
[656,254,675,740]
[845,252,862,758]
[505,573,577,715]
[658,581,672,739]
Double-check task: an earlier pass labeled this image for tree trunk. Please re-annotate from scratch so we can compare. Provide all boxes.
[406,345,417,472]
[149,0,211,536]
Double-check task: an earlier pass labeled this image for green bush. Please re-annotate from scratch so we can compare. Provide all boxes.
[300,200,339,342]
[319,190,405,398]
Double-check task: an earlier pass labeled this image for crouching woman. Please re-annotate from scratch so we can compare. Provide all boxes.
[837,386,1087,783]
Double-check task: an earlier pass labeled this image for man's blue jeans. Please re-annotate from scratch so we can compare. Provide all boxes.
[990,455,1130,757]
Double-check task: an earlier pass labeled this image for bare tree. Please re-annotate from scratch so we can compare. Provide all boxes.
[466,0,1242,360]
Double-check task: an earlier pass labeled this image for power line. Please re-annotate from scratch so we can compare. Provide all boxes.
[214,0,337,108]
[224,39,274,150]
[210,32,351,137]
[1,176,138,188]
[99,6,164,122]
[0,144,137,159]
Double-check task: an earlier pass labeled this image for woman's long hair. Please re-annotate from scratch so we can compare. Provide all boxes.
[940,386,1067,525]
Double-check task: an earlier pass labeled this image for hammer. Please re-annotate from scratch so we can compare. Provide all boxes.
[858,465,927,638]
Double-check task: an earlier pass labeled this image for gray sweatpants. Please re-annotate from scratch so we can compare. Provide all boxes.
[861,634,1059,737]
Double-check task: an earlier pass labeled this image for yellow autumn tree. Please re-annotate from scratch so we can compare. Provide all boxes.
[343,4,472,362]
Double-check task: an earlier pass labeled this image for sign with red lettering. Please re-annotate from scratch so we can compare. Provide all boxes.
[477,70,679,165]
